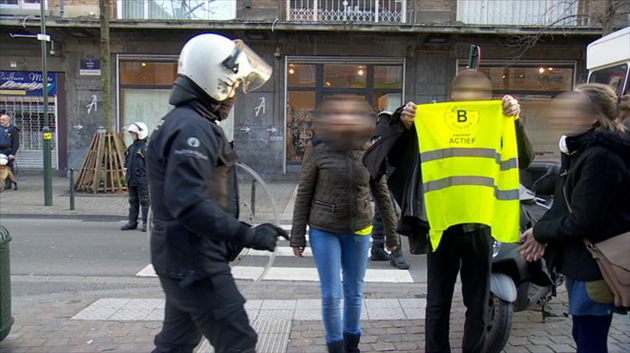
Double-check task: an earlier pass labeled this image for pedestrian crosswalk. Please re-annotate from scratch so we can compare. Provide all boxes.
[136,224,415,283]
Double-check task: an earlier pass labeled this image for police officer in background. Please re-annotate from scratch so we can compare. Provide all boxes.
[0,113,19,190]
[121,122,149,232]
[146,33,288,353]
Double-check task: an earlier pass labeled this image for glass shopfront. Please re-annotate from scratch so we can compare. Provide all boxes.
[118,56,178,146]
[457,60,576,154]
[286,58,404,167]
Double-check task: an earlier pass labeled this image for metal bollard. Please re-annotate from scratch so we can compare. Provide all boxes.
[0,225,13,342]
[250,179,256,218]
[69,168,75,211]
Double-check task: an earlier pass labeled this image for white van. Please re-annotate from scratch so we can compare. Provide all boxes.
[587,26,630,96]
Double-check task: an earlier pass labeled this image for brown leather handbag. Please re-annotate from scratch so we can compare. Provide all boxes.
[563,185,630,307]
[583,233,630,308]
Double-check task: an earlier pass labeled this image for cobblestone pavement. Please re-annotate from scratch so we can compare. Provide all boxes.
[1,281,628,353]
[1,174,629,352]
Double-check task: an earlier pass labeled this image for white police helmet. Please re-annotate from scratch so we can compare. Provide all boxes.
[0,154,8,166]
[177,33,272,101]
[125,122,149,140]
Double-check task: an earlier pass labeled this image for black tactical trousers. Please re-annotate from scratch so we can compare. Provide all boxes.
[153,274,257,353]
[127,182,149,225]
[425,225,493,353]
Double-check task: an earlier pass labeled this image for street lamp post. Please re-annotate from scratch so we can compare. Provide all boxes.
[40,1,52,206]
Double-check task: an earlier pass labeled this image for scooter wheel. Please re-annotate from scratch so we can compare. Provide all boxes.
[485,294,514,353]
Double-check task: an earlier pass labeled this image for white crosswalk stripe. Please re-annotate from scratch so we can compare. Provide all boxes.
[138,224,414,283]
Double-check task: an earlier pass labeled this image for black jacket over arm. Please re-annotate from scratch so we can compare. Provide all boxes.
[363,106,534,236]
[533,129,630,281]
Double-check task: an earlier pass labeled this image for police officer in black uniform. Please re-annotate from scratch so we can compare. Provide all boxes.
[146,33,286,353]
[121,121,150,232]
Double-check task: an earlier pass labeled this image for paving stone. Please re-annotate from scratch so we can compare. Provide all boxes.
[372,341,396,351]
[548,343,575,352]
[526,345,554,353]
[301,330,324,339]
[394,341,420,350]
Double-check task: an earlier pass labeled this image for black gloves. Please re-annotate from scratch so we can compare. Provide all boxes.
[242,223,289,251]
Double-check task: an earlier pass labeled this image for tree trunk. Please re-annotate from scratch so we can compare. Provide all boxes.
[99,0,112,133]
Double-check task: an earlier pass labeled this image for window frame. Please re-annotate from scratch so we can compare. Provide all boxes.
[284,56,405,172]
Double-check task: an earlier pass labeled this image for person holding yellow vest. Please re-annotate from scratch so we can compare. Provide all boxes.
[399,70,533,353]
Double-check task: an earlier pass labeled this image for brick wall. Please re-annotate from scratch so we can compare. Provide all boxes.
[409,0,455,24]
[47,0,106,18]
[237,0,280,20]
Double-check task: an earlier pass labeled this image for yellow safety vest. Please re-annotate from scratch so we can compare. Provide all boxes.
[414,100,520,251]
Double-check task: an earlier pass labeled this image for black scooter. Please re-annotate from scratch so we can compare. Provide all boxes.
[485,158,565,353]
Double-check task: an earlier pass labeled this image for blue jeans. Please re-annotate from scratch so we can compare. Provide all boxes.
[309,228,370,343]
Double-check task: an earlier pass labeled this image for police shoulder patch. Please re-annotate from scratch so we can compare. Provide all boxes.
[187,137,200,148]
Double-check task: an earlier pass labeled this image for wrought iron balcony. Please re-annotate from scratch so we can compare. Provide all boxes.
[288,0,407,24]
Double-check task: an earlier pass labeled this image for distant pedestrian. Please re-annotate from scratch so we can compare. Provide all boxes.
[291,96,399,353]
[0,113,19,190]
[121,122,150,232]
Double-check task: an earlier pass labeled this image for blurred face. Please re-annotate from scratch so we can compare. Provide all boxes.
[0,115,10,127]
[313,97,376,151]
[450,75,493,102]
[130,132,139,141]
[549,91,598,136]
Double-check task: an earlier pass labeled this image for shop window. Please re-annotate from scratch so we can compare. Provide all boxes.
[286,91,315,162]
[120,61,178,86]
[374,92,402,112]
[374,65,403,89]
[323,65,367,89]
[458,61,575,154]
[286,60,404,164]
[119,59,178,146]
[288,64,316,88]
[460,63,574,96]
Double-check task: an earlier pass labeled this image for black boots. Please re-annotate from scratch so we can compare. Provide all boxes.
[121,222,138,231]
[327,340,345,353]
[344,333,361,353]
[327,333,361,352]
[141,223,147,232]
[390,248,410,269]
[370,244,389,261]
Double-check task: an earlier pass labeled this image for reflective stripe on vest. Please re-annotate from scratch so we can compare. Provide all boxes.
[415,100,520,251]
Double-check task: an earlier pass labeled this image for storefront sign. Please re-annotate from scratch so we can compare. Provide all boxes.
[80,59,101,76]
[0,71,57,96]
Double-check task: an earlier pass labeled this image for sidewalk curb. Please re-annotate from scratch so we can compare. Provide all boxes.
[0,213,127,221]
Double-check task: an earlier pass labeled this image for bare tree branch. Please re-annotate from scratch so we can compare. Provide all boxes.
[500,0,629,66]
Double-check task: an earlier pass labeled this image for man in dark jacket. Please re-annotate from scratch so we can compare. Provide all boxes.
[365,70,534,353]
[0,114,19,190]
[146,33,286,353]
[121,121,150,232]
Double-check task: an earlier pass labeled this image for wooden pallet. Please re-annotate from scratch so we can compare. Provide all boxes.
[74,132,127,194]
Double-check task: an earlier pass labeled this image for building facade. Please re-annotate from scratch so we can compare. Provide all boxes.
[1,0,628,179]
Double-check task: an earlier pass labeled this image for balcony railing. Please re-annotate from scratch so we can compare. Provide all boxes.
[116,0,236,21]
[457,0,587,27]
[288,0,407,24]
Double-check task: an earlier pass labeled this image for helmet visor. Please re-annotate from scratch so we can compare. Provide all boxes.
[222,40,272,94]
